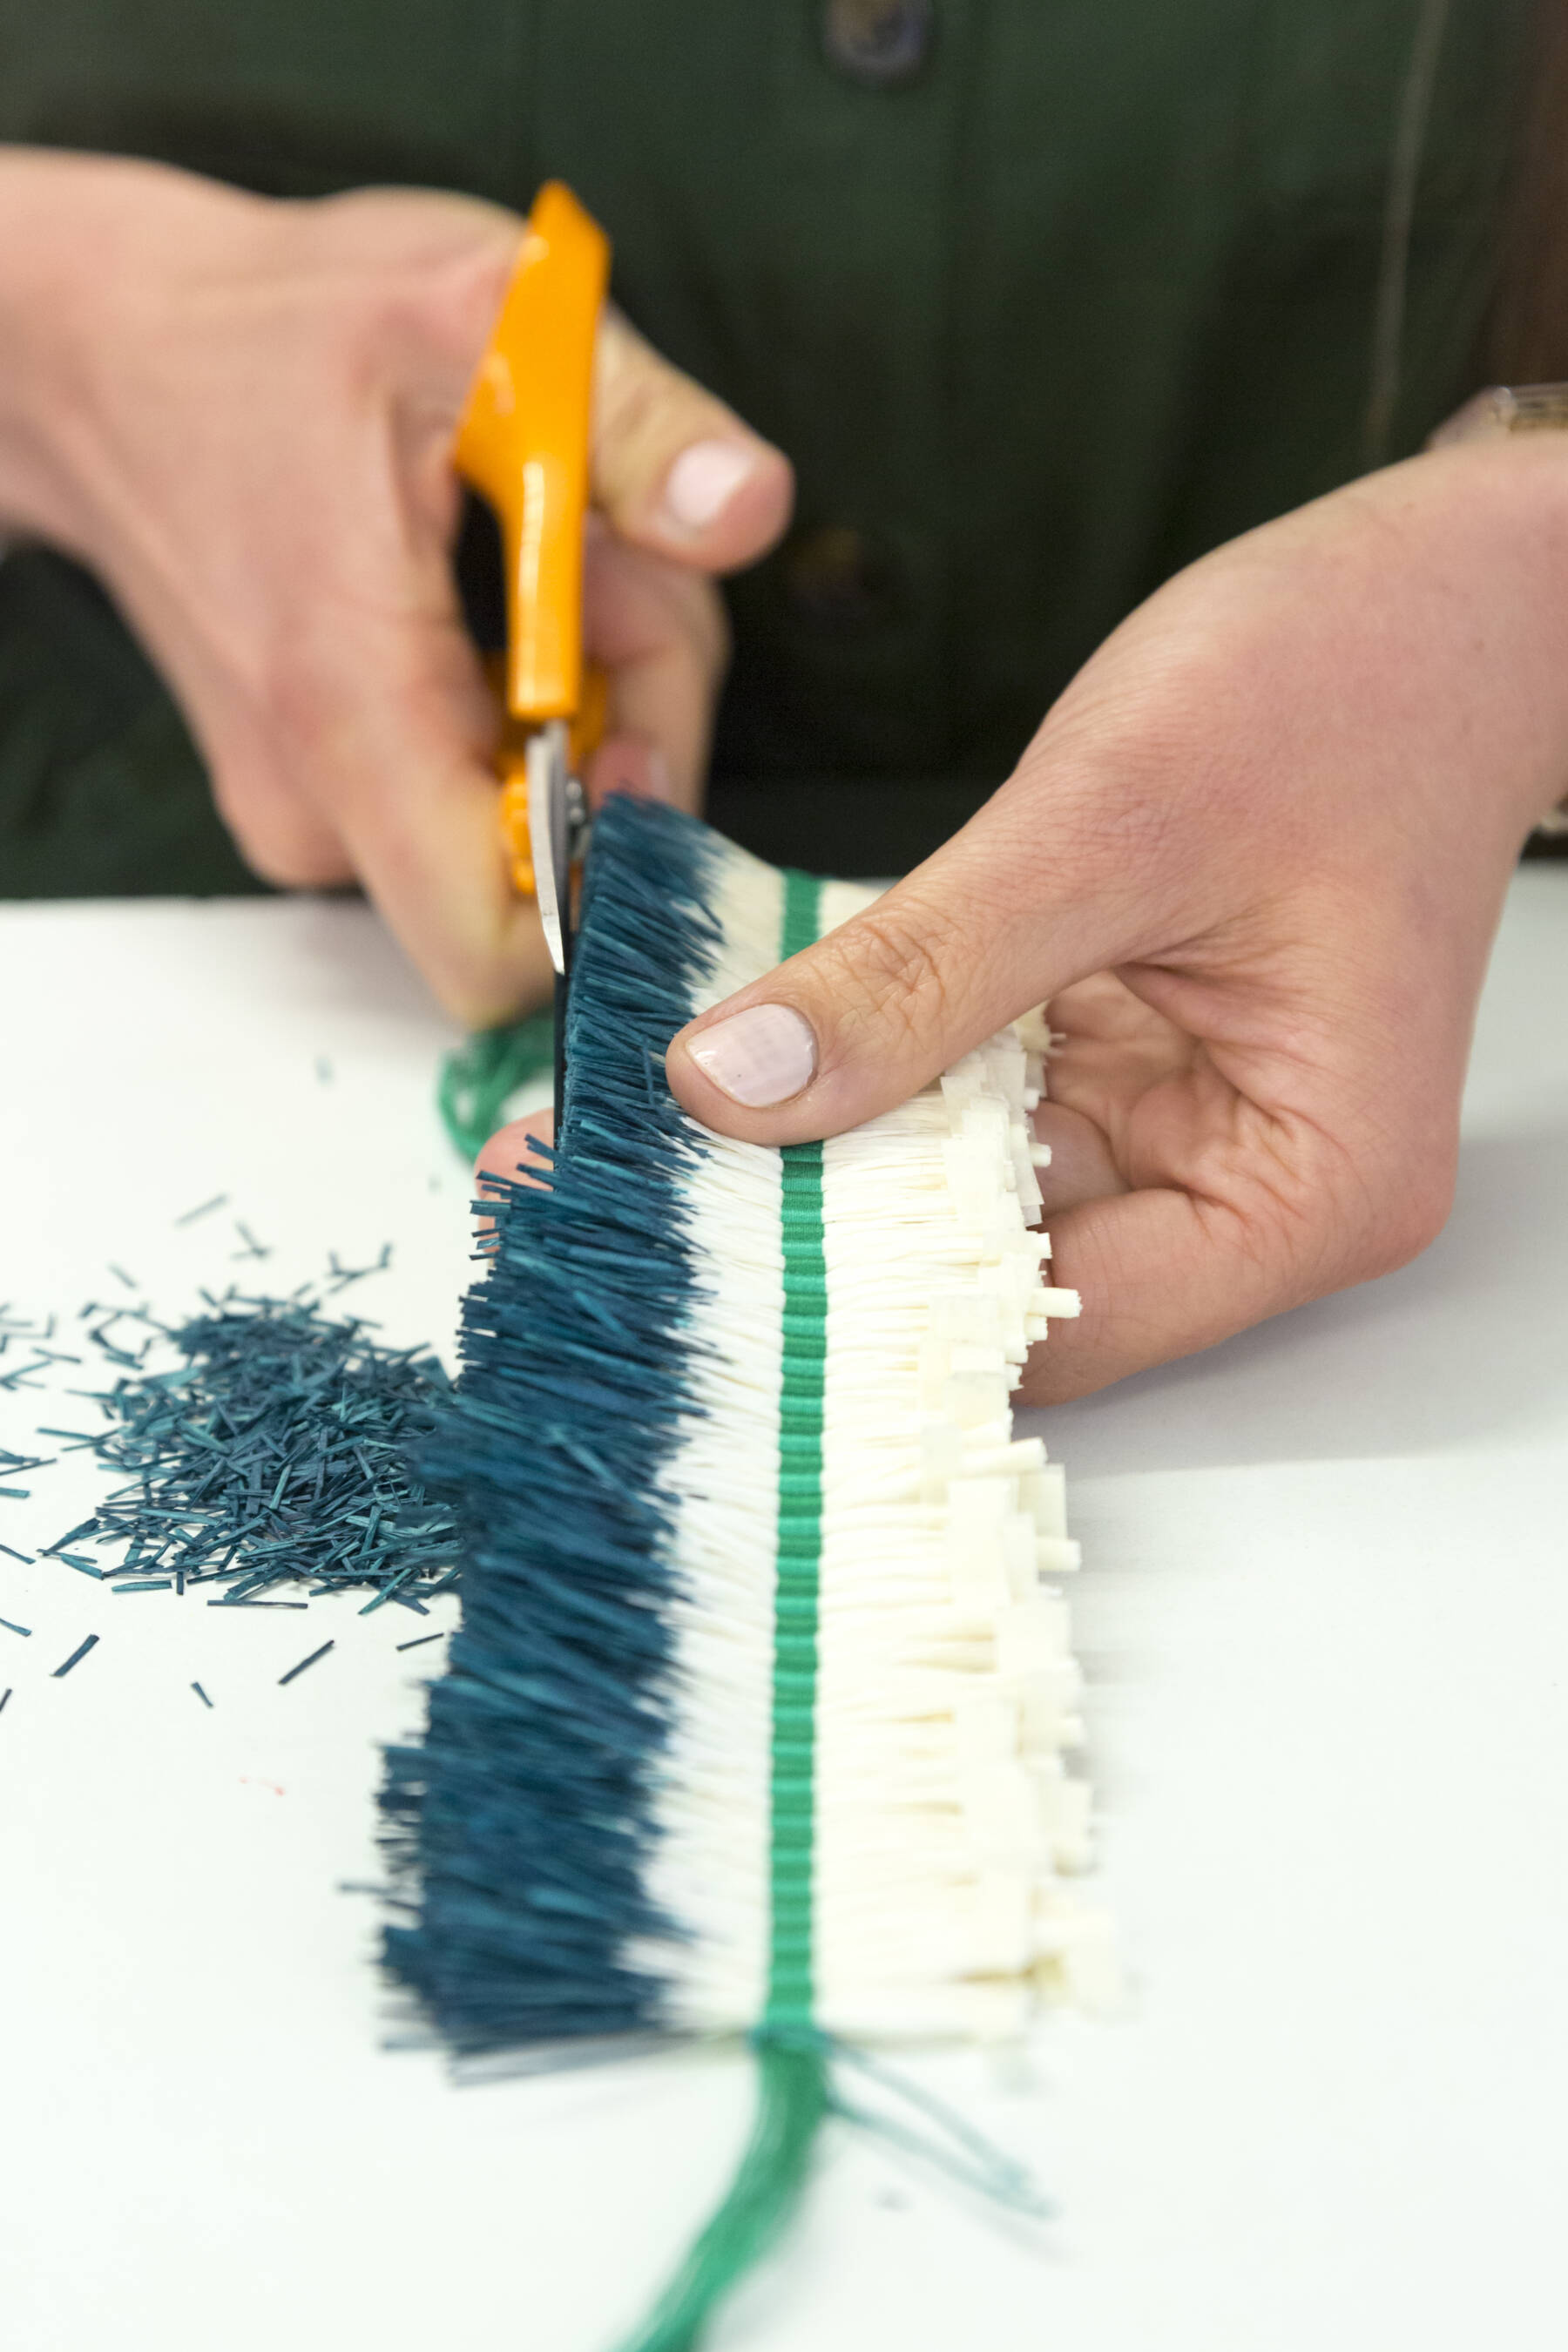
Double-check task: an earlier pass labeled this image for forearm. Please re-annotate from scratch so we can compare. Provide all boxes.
[0,148,109,543]
[0,146,265,552]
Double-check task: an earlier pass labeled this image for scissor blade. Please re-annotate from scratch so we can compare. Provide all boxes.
[526,720,571,977]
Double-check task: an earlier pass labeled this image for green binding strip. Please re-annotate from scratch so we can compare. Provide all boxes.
[767,863,826,2033]
[618,868,830,2352]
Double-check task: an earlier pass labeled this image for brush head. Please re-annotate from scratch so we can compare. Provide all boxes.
[380,795,1108,2063]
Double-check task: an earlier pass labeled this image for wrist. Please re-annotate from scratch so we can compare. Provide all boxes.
[1409,435,1568,839]
[1426,388,1568,834]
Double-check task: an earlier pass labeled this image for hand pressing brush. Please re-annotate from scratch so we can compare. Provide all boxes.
[664,443,1568,1398]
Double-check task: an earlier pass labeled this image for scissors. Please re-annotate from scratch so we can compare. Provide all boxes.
[452,181,612,1127]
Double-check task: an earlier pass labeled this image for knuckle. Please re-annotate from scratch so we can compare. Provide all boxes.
[436,954,537,1033]
[428,230,517,334]
[821,900,964,1044]
[593,317,720,497]
[226,810,348,889]
[426,904,555,1033]
[1178,1110,1456,1304]
[211,760,349,889]
[596,365,683,492]
[1284,1119,1456,1291]
[313,194,518,382]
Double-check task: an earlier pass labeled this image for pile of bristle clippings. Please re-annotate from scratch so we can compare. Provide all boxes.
[1,1266,459,1625]
[73,1294,458,1612]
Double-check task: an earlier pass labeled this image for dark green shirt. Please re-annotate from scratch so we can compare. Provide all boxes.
[0,0,1531,884]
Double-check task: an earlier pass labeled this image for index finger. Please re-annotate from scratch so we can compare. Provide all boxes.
[297,613,556,1029]
[1019,1185,1293,1404]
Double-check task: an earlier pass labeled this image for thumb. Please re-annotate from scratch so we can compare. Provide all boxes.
[591,304,794,572]
[664,787,1142,1144]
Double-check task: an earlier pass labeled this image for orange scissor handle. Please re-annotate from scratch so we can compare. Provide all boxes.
[457,182,611,896]
[455,180,610,724]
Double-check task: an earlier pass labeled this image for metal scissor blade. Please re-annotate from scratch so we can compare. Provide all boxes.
[526,720,571,977]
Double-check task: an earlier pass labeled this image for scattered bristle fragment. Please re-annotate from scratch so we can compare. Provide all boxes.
[175,1194,229,1227]
[0,1487,29,1500]
[0,1688,10,1714]
[108,1265,138,1291]
[0,1615,30,1637]
[278,1639,335,1686]
[395,1631,443,1652]
[325,1247,393,1295]
[192,1681,213,1708]
[1,1311,54,1340]
[41,1519,99,1556]
[68,1294,456,1610]
[52,1634,99,1678]
[0,1544,31,1563]
[112,1579,172,1594]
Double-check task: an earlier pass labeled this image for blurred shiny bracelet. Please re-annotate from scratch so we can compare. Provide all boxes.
[1429,381,1568,447]
[1429,383,1568,842]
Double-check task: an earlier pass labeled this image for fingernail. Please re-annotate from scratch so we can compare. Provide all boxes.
[661,439,758,533]
[687,1004,816,1107]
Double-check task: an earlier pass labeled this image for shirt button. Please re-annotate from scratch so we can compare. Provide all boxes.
[782,524,896,626]
[821,0,935,88]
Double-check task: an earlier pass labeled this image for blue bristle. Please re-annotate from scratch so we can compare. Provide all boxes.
[380,796,734,2054]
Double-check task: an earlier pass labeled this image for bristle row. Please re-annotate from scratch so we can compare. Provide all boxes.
[379,800,733,2052]
[382,797,1110,2062]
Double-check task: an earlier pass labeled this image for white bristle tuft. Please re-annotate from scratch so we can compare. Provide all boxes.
[634,836,793,2021]
[628,847,1110,2036]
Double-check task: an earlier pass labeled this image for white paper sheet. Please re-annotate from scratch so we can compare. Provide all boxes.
[3,878,1567,2352]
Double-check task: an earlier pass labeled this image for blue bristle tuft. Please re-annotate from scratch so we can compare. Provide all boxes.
[380,795,733,2055]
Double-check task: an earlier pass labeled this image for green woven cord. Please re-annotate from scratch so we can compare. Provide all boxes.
[436,1010,557,1163]
[617,868,829,2351]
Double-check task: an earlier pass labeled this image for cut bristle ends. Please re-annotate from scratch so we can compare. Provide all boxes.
[278,1639,335,1686]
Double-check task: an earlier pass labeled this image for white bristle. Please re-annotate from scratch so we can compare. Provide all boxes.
[635,838,789,2023]
[629,841,1110,2035]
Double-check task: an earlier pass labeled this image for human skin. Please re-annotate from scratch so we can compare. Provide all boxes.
[0,148,792,1024]
[652,443,1568,1400]
[5,157,1563,1403]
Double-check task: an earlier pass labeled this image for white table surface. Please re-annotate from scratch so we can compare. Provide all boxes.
[3,878,1567,2352]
